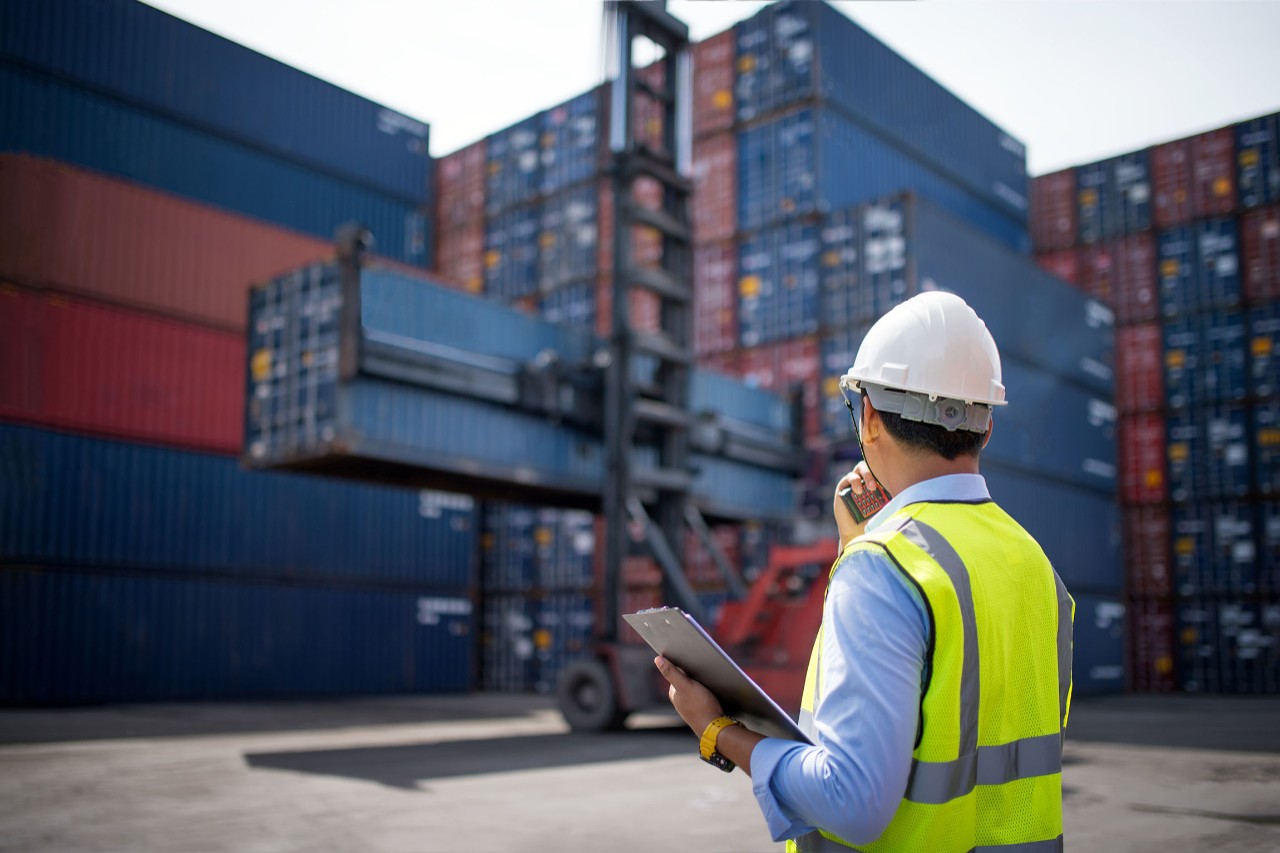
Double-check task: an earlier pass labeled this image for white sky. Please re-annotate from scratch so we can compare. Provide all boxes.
[142,0,1280,176]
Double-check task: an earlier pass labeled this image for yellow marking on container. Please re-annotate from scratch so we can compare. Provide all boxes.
[1241,149,1259,168]
[1079,189,1098,206]
[1166,349,1185,369]
[539,231,557,250]
[301,351,313,367]
[1214,177,1231,197]
[534,527,553,546]
[739,275,761,298]
[1253,336,1272,358]
[1169,443,1188,462]
[1160,259,1181,278]
[534,629,552,650]
[1259,428,1280,448]
[484,249,501,269]
[824,376,841,396]
[1144,469,1163,488]
[822,250,842,267]
[1175,189,1187,204]
[1156,656,1173,675]
[1175,536,1194,556]
[713,90,732,110]
[251,349,272,382]
[737,54,756,73]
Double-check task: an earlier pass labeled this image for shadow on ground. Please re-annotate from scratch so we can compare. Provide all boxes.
[244,725,691,789]
[1067,695,1280,754]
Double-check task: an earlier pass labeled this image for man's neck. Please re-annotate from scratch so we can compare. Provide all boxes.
[879,453,979,497]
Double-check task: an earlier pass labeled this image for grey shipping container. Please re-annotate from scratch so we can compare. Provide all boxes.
[0,566,473,705]
[0,0,432,204]
[733,1,1028,225]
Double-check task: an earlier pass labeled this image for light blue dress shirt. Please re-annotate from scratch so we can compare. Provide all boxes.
[748,473,991,845]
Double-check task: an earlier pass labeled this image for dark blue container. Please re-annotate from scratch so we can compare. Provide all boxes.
[1252,400,1280,496]
[539,184,599,292]
[0,566,474,704]
[818,208,862,327]
[0,0,431,204]
[738,219,822,346]
[1074,152,1151,243]
[533,591,595,694]
[733,1,1028,226]
[828,194,1113,396]
[1177,599,1278,693]
[481,505,539,592]
[1248,303,1280,398]
[1236,113,1280,209]
[1195,218,1242,309]
[1158,226,1198,317]
[1162,315,1200,408]
[1202,403,1252,498]
[482,504,595,592]
[0,424,476,586]
[1201,310,1248,403]
[1165,409,1205,502]
[484,204,541,300]
[737,107,1028,253]
[486,113,543,215]
[538,281,597,332]
[1172,502,1255,597]
[1255,502,1280,593]
[1070,594,1126,696]
[245,262,799,520]
[540,89,603,197]
[481,593,538,693]
[819,324,865,437]
[0,63,431,267]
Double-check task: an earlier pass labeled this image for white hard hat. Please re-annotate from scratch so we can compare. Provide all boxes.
[839,291,1006,433]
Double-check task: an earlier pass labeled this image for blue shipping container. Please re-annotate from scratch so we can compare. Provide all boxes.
[1171,502,1256,597]
[0,566,473,704]
[1157,225,1198,316]
[482,504,595,592]
[1177,598,1279,693]
[1249,303,1280,398]
[1162,315,1200,408]
[0,62,430,267]
[0,0,431,204]
[1201,310,1248,403]
[538,281,597,332]
[484,204,541,300]
[540,89,603,197]
[539,184,599,291]
[824,194,1113,396]
[738,219,822,346]
[1070,594,1126,696]
[0,424,476,586]
[486,113,543,215]
[1074,152,1151,244]
[1252,400,1280,496]
[1255,503,1280,594]
[737,107,1028,253]
[482,594,538,693]
[1236,113,1280,209]
[733,1,1027,225]
[1158,220,1242,315]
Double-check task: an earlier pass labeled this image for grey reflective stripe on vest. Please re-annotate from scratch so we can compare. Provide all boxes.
[1053,571,1073,725]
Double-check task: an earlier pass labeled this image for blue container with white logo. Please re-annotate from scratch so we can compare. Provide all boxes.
[1236,113,1280,208]
[484,204,541,300]
[738,219,822,346]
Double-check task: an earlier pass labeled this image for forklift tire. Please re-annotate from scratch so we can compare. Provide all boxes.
[557,658,628,732]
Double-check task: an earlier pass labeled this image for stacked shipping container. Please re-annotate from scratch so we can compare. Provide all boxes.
[0,1,476,705]
[1032,112,1280,693]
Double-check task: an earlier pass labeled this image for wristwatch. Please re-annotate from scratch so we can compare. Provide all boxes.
[699,715,741,772]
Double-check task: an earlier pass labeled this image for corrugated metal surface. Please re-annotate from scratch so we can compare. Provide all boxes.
[982,464,1121,594]
[733,1,1027,224]
[0,287,243,453]
[692,132,736,244]
[693,31,735,139]
[1165,404,1251,502]
[693,242,738,356]
[0,424,477,585]
[1081,235,1158,325]
[481,594,537,692]
[482,505,595,592]
[437,140,487,232]
[1196,218,1243,309]
[1125,506,1171,598]
[1115,323,1163,413]
[435,220,485,294]
[1157,225,1198,316]
[817,206,863,328]
[539,89,603,198]
[1034,249,1080,287]
[860,195,1114,395]
[738,219,821,346]
[538,184,599,291]
[485,113,542,215]
[1075,151,1151,244]
[1163,311,1247,407]
[1236,113,1280,209]
[1258,503,1280,593]
[0,64,430,267]
[1119,414,1166,504]
[737,107,1028,252]
[1162,314,1200,408]
[483,204,540,300]
[1127,597,1176,692]
[0,154,331,331]
[0,0,431,204]
[0,566,472,704]
[1252,400,1280,496]
[1249,303,1280,398]
[1030,169,1076,251]
[1071,594,1127,695]
[1241,205,1280,302]
[1152,129,1235,228]
[1177,598,1279,693]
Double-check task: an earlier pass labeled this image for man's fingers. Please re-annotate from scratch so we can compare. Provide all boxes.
[655,656,686,685]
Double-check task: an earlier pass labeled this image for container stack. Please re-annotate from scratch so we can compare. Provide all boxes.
[1031,111,1280,694]
[432,0,1125,695]
[0,0,478,705]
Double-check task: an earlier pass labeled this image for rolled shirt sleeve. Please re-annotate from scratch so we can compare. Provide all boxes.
[749,547,930,844]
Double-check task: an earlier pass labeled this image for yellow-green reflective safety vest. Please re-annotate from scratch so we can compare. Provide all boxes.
[788,499,1074,853]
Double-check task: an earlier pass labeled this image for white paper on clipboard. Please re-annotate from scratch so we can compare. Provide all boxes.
[623,606,811,743]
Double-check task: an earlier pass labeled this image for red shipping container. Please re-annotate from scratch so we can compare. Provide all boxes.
[1242,205,1280,302]
[597,177,663,276]
[0,286,243,454]
[1125,506,1172,598]
[1119,413,1167,504]
[1115,323,1163,413]
[0,154,332,332]
[436,139,487,232]
[738,336,821,443]
[1030,169,1076,251]
[694,242,737,356]
[693,31,735,139]
[698,351,741,378]
[692,133,736,245]
[1081,234,1158,325]
[435,222,486,294]
[1152,129,1236,229]
[1127,597,1176,692]
[1034,249,1080,286]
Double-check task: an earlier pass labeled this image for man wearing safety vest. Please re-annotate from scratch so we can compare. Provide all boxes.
[657,290,1075,851]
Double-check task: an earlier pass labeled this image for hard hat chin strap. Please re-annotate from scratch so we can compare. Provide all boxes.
[863,384,992,434]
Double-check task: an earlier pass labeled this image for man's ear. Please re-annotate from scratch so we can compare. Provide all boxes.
[981,418,995,449]
[861,396,881,442]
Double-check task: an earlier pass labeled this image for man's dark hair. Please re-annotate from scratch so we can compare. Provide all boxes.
[873,399,986,461]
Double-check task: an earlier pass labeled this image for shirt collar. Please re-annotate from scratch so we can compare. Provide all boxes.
[865,473,991,533]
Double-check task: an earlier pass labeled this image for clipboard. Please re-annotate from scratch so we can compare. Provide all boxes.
[623,606,811,743]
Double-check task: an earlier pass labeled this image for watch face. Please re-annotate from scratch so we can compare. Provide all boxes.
[700,752,736,773]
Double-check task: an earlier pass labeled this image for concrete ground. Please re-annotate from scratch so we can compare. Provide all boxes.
[1,693,1278,852]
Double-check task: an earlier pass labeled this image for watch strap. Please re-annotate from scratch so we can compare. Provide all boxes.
[699,715,741,772]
